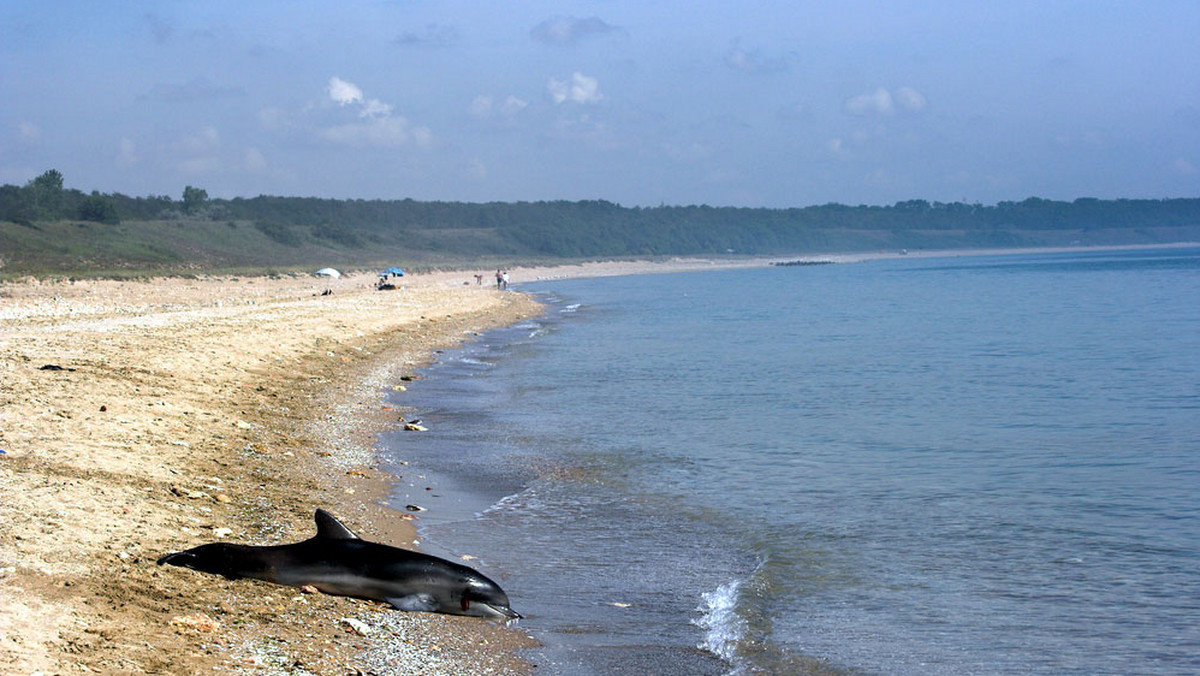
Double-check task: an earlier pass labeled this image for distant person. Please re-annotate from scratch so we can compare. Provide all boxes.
[474,274,484,285]
[496,269,503,289]
[501,271,509,290]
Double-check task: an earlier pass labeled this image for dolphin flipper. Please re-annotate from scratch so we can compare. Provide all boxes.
[388,594,439,612]
[314,509,360,539]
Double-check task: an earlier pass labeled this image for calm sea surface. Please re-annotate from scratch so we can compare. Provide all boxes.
[380,247,1200,675]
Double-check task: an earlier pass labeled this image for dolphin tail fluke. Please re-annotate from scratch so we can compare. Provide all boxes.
[156,551,187,566]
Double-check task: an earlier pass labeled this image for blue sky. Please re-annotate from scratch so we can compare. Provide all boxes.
[2,1,1197,207]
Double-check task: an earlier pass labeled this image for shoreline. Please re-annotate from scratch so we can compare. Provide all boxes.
[2,242,1192,673]
[1,270,547,674]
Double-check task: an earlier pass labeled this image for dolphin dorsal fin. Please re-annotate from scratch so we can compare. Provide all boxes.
[314,509,360,539]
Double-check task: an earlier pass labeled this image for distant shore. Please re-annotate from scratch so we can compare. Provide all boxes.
[506,241,1200,283]
[2,243,1194,673]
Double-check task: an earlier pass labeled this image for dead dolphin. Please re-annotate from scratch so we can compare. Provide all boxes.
[157,509,519,619]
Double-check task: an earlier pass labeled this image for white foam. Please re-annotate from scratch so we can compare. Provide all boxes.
[693,579,748,668]
[476,492,544,517]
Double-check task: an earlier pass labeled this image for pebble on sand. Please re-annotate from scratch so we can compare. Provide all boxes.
[341,618,374,636]
[170,614,221,633]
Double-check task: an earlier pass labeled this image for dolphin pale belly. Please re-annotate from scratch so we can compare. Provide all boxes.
[157,509,520,619]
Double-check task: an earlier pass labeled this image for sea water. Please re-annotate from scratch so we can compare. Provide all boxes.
[380,247,1200,675]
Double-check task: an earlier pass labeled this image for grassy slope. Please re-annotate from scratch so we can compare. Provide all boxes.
[3,217,1198,280]
[0,219,504,279]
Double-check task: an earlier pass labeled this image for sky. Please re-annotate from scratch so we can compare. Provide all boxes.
[2,1,1198,208]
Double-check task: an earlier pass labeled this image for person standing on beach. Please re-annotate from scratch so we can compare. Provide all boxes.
[496,269,503,289]
[501,271,509,290]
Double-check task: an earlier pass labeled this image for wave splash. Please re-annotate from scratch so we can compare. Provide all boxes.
[693,579,749,671]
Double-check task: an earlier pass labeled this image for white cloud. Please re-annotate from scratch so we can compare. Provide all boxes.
[361,98,393,119]
[321,77,431,148]
[471,94,529,120]
[548,72,603,105]
[844,88,894,116]
[328,77,395,121]
[328,77,363,106]
[843,87,927,116]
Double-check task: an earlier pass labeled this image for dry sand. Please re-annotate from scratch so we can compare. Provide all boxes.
[0,258,782,675]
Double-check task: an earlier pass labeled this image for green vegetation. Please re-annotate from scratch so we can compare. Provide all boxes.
[2,169,1198,278]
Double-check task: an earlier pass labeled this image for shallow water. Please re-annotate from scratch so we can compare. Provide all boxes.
[382,247,1200,675]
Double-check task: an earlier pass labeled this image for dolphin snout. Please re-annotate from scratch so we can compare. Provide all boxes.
[482,603,522,620]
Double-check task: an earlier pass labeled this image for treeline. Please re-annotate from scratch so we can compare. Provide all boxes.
[2,169,1199,262]
[0,171,176,225]
[167,193,1200,256]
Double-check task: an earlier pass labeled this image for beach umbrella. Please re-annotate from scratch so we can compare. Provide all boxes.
[315,268,341,278]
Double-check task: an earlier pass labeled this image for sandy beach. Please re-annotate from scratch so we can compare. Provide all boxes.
[1,257,786,675]
[0,267,552,674]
